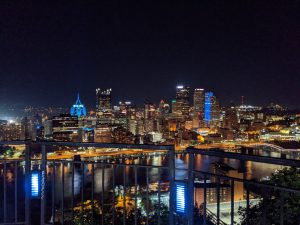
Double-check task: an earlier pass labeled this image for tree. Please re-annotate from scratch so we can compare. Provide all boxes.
[239,167,300,225]
[148,202,169,225]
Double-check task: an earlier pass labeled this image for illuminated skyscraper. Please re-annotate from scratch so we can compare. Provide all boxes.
[173,85,190,116]
[204,92,213,126]
[204,92,220,128]
[211,95,221,128]
[193,88,205,113]
[52,114,79,142]
[96,88,112,124]
[144,101,156,119]
[0,122,22,141]
[223,106,238,130]
[21,117,32,140]
[96,88,112,113]
[70,93,87,117]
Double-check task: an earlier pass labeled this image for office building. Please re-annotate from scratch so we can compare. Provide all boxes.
[172,86,190,116]
[96,88,112,112]
[223,106,239,131]
[0,122,22,141]
[21,117,32,140]
[70,93,87,117]
[204,92,213,126]
[96,88,113,124]
[193,88,205,114]
[43,119,53,140]
[52,114,79,142]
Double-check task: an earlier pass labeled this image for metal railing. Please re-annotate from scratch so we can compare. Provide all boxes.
[0,141,300,225]
[186,147,300,225]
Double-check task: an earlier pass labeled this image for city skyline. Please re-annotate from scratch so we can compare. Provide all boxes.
[0,84,295,112]
[1,2,300,225]
[0,2,299,108]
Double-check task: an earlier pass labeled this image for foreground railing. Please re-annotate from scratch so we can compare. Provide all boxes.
[0,142,300,225]
[186,147,300,225]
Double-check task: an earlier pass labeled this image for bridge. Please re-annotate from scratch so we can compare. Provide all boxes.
[242,142,300,153]
[196,141,300,153]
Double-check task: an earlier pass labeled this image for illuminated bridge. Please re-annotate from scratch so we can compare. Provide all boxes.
[242,142,300,153]
[0,141,300,225]
[196,142,300,153]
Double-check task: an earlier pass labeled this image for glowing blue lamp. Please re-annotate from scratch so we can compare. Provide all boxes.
[175,182,187,214]
[31,171,41,198]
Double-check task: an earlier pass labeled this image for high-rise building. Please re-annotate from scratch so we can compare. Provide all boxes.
[144,102,156,119]
[52,114,79,142]
[204,92,221,128]
[94,126,112,143]
[193,88,205,113]
[0,122,22,141]
[96,88,112,113]
[70,93,87,117]
[31,114,43,141]
[128,119,138,135]
[204,92,213,126]
[211,96,221,128]
[21,117,32,140]
[43,119,53,140]
[96,88,112,124]
[117,101,133,117]
[223,106,239,130]
[173,85,190,116]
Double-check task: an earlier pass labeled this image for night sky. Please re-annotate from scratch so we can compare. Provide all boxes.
[0,1,299,109]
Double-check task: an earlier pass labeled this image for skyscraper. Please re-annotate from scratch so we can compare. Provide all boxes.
[223,106,239,130]
[21,117,32,140]
[204,92,213,126]
[173,85,190,116]
[204,92,221,128]
[96,88,112,124]
[0,122,22,141]
[211,95,221,128]
[70,93,87,117]
[96,88,112,113]
[193,88,205,113]
[52,114,79,142]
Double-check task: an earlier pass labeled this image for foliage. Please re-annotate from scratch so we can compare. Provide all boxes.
[63,196,217,225]
[238,167,300,225]
[64,200,102,225]
[0,146,16,158]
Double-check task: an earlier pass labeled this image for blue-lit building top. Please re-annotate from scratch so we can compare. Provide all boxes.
[70,93,87,117]
[204,92,213,124]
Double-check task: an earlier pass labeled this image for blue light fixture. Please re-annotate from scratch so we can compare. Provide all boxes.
[31,171,41,198]
[175,182,187,214]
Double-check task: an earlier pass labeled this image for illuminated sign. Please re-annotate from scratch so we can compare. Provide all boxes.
[175,182,187,214]
[31,171,41,198]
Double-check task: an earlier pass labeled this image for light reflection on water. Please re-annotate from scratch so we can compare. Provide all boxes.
[41,151,289,199]
[0,149,298,223]
[0,149,295,187]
